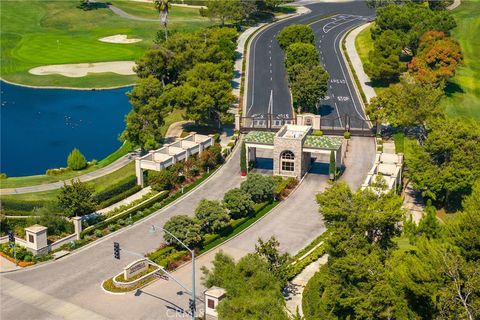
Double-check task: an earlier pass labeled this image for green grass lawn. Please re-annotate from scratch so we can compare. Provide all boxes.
[0,162,135,204]
[441,1,480,120]
[1,0,211,88]
[355,23,389,96]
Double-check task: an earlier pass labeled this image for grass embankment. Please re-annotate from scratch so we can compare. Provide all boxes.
[441,2,480,120]
[354,23,388,96]
[0,0,211,88]
[0,162,135,204]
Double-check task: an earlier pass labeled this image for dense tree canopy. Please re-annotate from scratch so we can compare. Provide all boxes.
[276,24,314,49]
[288,64,329,113]
[121,76,166,151]
[406,118,480,208]
[202,252,289,320]
[365,30,404,82]
[194,199,230,233]
[304,181,480,320]
[223,188,254,219]
[57,179,96,217]
[408,30,463,85]
[162,215,203,248]
[240,173,276,203]
[367,75,444,128]
[284,43,319,69]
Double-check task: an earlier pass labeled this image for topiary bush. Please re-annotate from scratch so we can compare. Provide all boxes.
[343,131,351,139]
[67,148,88,170]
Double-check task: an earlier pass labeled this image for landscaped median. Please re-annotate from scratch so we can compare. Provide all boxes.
[102,174,298,293]
[102,261,162,293]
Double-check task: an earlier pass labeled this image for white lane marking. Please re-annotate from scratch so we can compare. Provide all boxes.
[334,102,343,127]
[270,69,272,73]
[322,16,359,34]
[332,19,366,119]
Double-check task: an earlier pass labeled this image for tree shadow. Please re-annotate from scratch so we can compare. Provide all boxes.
[444,81,464,97]
[77,2,109,11]
[318,104,334,117]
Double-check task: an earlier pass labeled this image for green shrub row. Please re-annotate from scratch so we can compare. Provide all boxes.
[0,198,51,212]
[287,245,325,280]
[97,185,142,209]
[93,176,137,203]
[81,191,169,237]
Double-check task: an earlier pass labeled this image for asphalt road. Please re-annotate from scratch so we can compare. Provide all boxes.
[246,1,374,129]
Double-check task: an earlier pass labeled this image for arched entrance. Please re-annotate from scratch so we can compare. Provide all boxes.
[280,150,295,173]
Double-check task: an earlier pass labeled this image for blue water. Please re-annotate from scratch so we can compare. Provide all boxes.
[0,81,132,177]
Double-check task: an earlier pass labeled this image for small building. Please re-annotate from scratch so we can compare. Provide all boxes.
[135,132,214,187]
[205,286,226,318]
[244,124,346,179]
[24,224,48,256]
[362,148,403,193]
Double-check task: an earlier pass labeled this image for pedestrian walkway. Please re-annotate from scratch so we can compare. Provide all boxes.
[0,255,20,273]
[345,22,377,103]
[285,255,328,317]
[96,186,152,215]
[0,153,135,195]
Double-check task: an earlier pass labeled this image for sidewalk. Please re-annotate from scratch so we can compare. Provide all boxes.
[344,22,377,103]
[285,255,328,317]
[0,153,135,195]
[0,255,21,273]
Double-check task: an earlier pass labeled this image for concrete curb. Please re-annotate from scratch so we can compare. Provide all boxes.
[4,141,242,274]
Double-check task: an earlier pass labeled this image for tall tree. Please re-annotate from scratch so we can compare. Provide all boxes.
[284,43,319,69]
[365,30,404,82]
[288,64,329,113]
[367,75,443,130]
[202,252,289,320]
[406,118,480,208]
[194,199,230,233]
[57,179,96,217]
[276,24,315,49]
[408,30,462,85]
[154,0,170,40]
[255,236,290,285]
[121,76,166,151]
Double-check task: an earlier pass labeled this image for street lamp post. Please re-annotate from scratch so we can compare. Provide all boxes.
[150,225,196,319]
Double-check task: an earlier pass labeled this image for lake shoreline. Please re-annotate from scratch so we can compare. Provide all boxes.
[0,77,135,91]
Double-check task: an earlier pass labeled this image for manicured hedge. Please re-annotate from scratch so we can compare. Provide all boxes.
[81,191,169,237]
[93,176,137,204]
[0,198,50,213]
[97,185,142,209]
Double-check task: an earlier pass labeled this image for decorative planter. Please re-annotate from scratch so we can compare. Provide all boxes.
[241,171,247,177]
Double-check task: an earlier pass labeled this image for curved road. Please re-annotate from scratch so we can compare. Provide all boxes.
[246,1,374,129]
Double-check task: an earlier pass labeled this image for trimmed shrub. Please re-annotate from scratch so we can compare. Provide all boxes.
[277,24,315,49]
[163,215,203,249]
[240,141,247,174]
[46,167,71,176]
[195,199,230,234]
[223,188,254,219]
[94,229,103,238]
[313,130,323,136]
[343,131,351,139]
[93,176,137,203]
[67,148,88,170]
[240,173,276,203]
[329,150,336,179]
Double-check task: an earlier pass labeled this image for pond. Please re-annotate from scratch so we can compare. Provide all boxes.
[0,81,132,177]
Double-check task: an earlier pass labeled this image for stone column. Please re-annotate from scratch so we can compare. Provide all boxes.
[135,158,144,187]
[72,217,82,240]
[235,114,241,131]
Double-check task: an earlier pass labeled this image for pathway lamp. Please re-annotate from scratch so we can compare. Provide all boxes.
[149,224,196,319]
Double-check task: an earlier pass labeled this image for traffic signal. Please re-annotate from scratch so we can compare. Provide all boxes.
[113,242,120,259]
[189,298,196,313]
[8,230,15,243]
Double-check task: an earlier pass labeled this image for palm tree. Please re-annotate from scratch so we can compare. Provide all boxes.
[154,0,170,40]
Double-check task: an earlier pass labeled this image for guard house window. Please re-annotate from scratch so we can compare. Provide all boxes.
[208,299,215,309]
[281,151,295,172]
[28,234,34,243]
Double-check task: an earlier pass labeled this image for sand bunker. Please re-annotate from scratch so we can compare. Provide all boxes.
[29,61,136,78]
[99,34,142,44]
